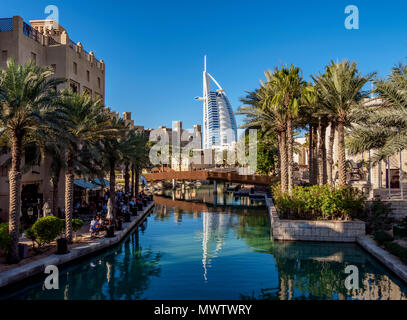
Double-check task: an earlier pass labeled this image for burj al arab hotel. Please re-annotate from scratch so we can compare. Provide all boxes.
[195,56,237,150]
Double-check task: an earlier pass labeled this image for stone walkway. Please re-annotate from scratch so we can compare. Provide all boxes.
[0,201,154,288]
[357,235,407,283]
[0,219,107,273]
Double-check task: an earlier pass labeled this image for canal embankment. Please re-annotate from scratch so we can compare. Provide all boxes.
[265,195,407,284]
[0,201,155,289]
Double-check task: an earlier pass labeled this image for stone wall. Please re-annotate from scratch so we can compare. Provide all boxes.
[266,197,366,242]
[379,200,407,221]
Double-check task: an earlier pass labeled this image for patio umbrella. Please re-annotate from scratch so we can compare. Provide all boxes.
[42,201,50,217]
[106,198,113,221]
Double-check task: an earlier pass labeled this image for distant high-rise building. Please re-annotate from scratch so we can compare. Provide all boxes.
[195,56,237,149]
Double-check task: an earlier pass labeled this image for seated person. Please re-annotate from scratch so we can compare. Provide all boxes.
[89,216,101,236]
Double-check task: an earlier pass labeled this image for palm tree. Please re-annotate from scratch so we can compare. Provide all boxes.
[131,132,150,195]
[348,63,407,160]
[265,65,305,195]
[97,118,140,219]
[300,85,320,185]
[0,58,65,263]
[313,60,374,186]
[123,130,149,196]
[59,91,113,243]
[238,85,287,192]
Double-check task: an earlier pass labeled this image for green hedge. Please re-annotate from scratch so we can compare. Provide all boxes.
[373,231,394,245]
[383,242,407,264]
[272,184,365,220]
[72,219,84,232]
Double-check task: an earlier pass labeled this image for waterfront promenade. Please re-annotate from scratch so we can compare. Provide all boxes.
[0,201,155,289]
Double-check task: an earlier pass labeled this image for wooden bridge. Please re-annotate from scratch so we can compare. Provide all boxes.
[144,170,276,186]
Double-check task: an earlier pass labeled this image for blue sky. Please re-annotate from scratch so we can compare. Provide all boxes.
[2,0,407,130]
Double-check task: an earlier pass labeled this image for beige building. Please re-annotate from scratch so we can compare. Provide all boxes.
[0,16,107,221]
[0,16,105,101]
[146,122,213,172]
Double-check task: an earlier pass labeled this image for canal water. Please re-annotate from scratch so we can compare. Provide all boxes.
[2,187,407,300]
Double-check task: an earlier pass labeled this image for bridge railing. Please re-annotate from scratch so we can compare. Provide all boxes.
[145,170,276,185]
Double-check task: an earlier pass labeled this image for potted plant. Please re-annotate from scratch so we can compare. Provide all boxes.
[72,219,84,241]
[30,217,66,254]
[116,218,123,231]
[106,223,115,238]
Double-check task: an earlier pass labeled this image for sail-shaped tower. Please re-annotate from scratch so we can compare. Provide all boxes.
[195,56,237,150]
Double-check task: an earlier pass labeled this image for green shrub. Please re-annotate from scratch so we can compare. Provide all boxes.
[360,199,393,233]
[383,242,407,264]
[272,184,365,220]
[72,219,84,232]
[0,223,12,255]
[32,217,64,248]
[25,227,37,249]
[373,231,394,245]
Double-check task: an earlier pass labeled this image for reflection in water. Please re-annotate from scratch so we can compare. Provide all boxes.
[236,215,407,300]
[155,185,265,208]
[202,212,233,281]
[2,186,407,300]
[2,230,162,300]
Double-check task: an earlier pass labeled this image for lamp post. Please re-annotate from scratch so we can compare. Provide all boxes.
[27,207,33,223]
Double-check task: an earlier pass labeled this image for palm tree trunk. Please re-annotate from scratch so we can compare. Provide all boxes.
[135,168,140,195]
[287,118,294,195]
[109,161,116,218]
[327,122,336,186]
[312,125,318,185]
[337,120,347,186]
[124,162,130,195]
[279,130,288,193]
[318,119,327,185]
[308,124,313,184]
[131,164,135,197]
[65,151,74,243]
[52,170,60,218]
[8,131,23,263]
[322,126,327,185]
[276,133,281,181]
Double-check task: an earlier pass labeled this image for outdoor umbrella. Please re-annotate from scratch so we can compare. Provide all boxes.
[42,201,50,217]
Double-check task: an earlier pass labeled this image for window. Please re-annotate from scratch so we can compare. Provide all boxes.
[1,50,7,62]
[70,80,80,93]
[87,70,90,82]
[30,52,37,64]
[73,62,77,75]
[98,77,101,88]
[0,166,8,177]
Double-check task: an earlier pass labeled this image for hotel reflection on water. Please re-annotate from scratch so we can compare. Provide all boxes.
[153,188,407,301]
